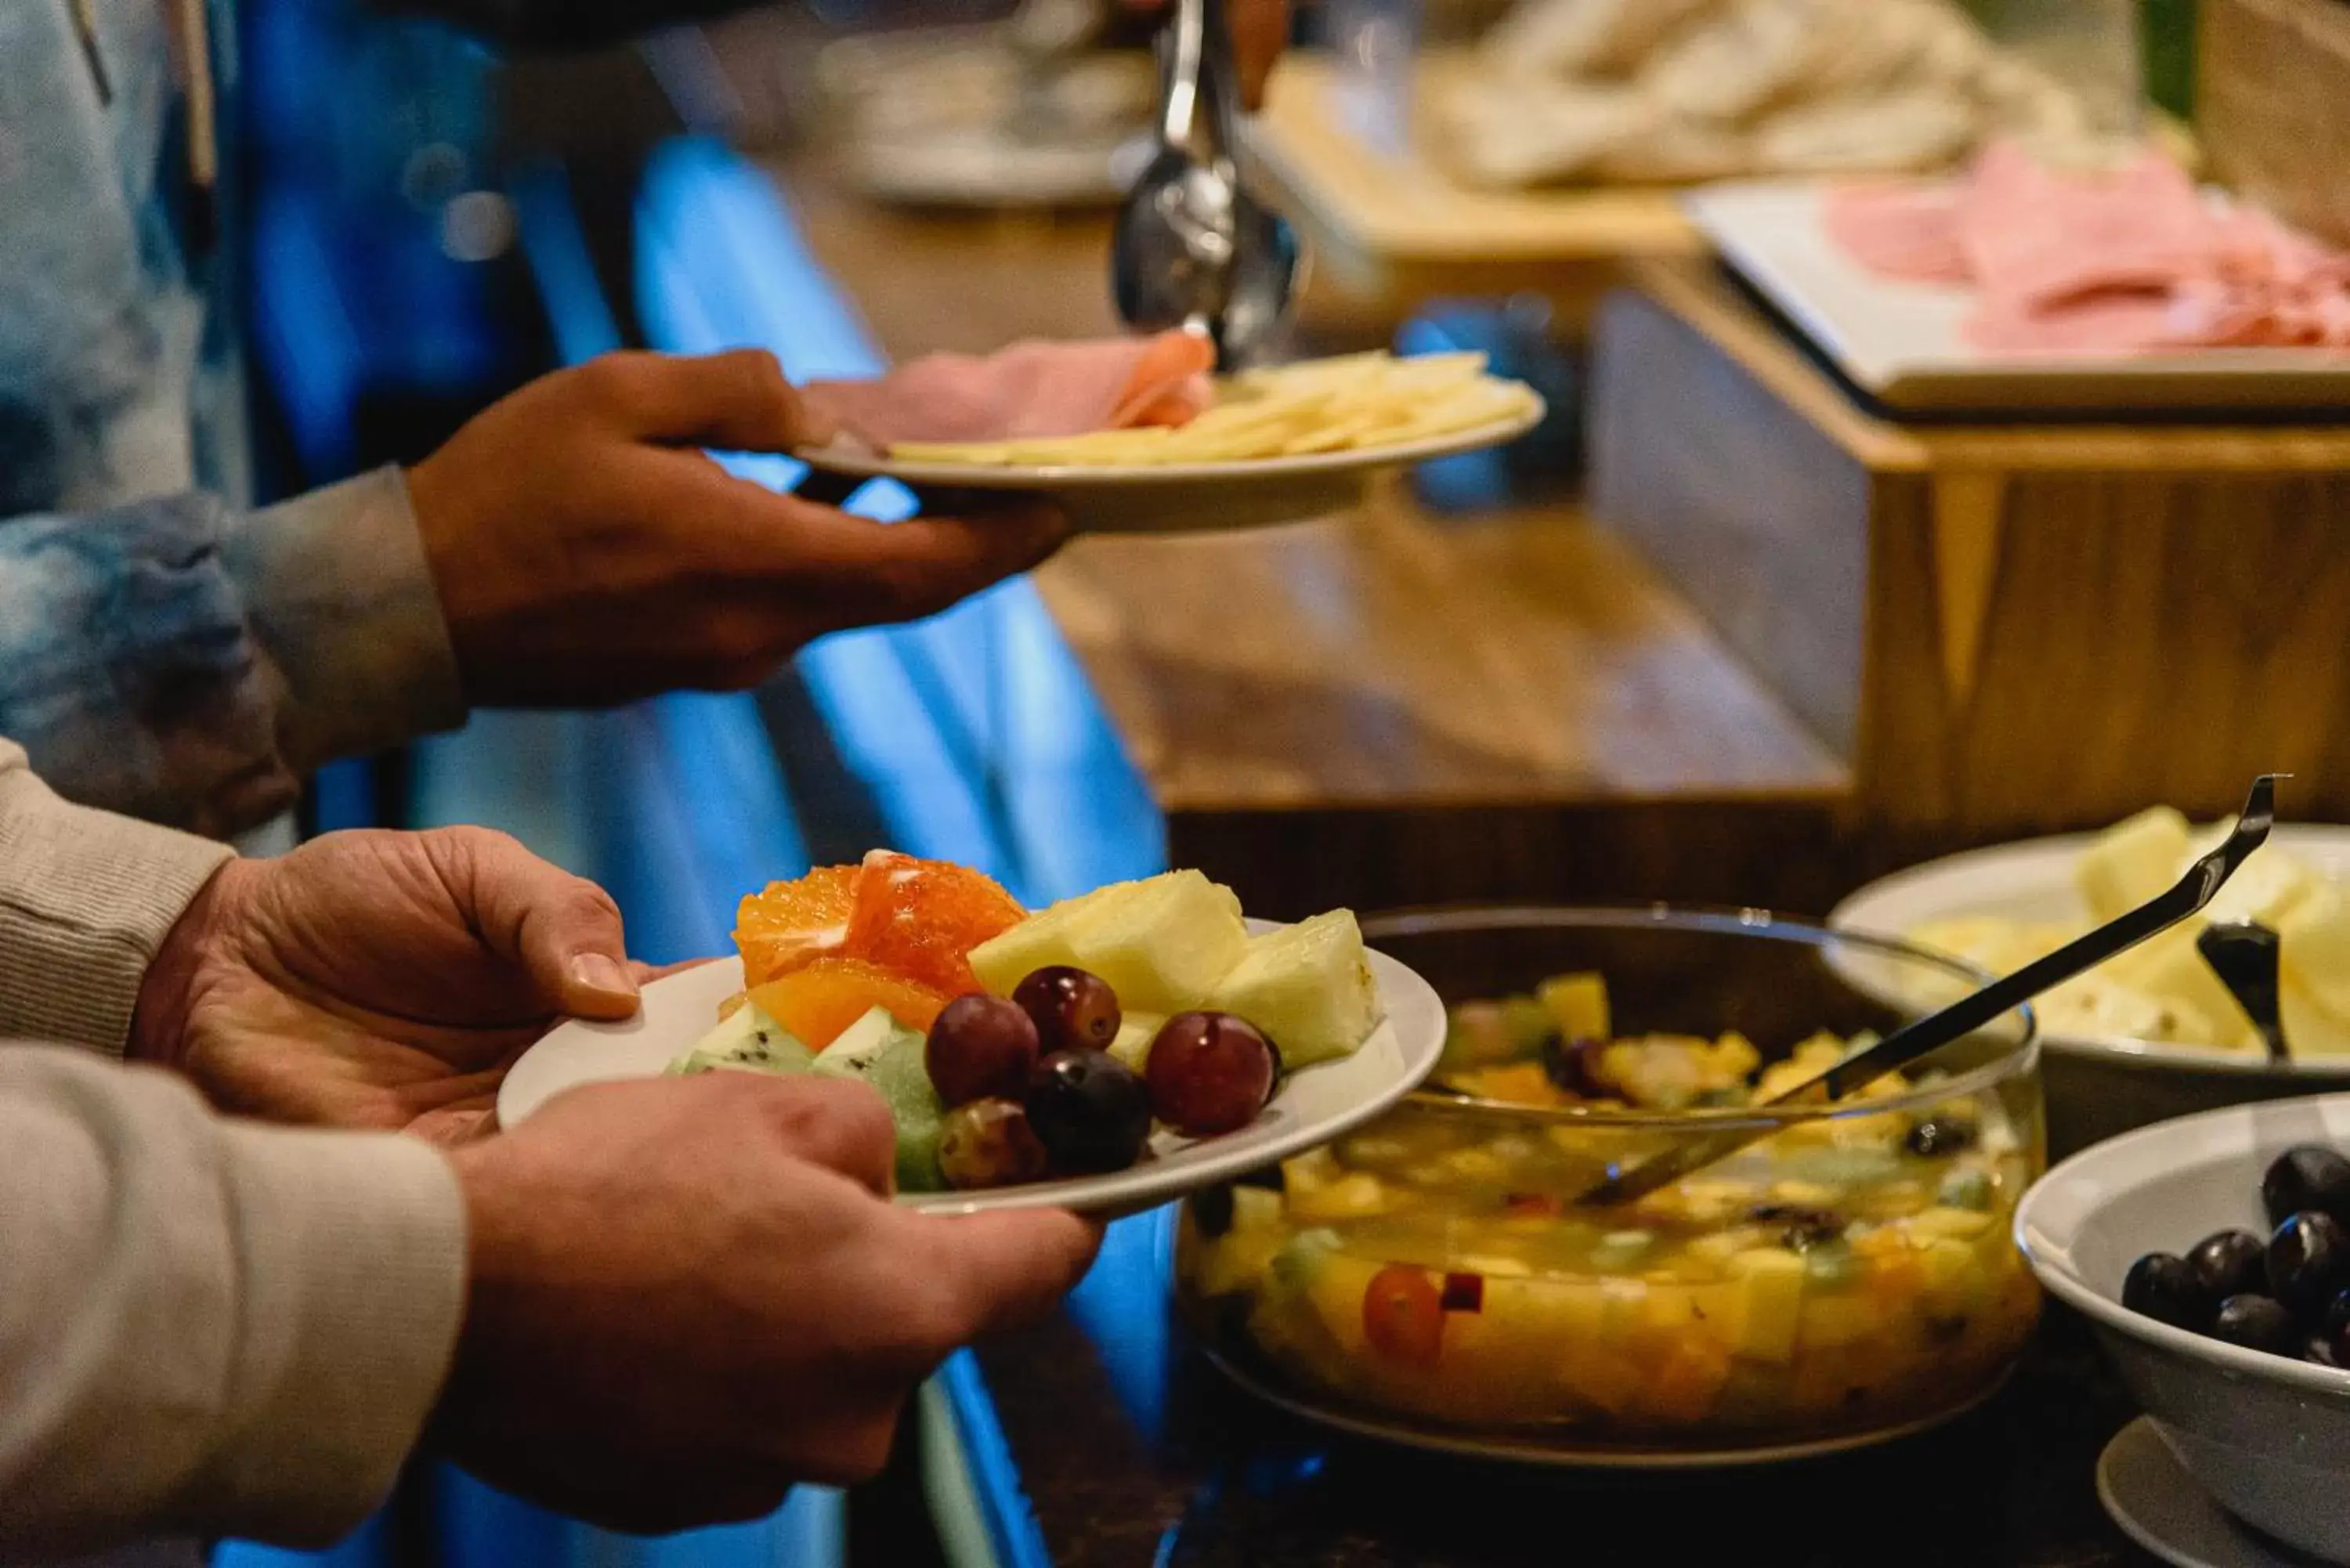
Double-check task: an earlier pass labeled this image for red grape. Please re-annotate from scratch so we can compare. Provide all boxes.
[1144,1012,1276,1136]
[1013,965,1123,1054]
[927,994,1041,1107]
[1025,1050,1152,1173]
[938,1098,1050,1190]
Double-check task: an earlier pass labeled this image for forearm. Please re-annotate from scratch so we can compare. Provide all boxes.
[0,471,465,836]
[0,1048,467,1558]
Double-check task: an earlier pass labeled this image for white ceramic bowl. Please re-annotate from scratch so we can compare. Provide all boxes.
[2016,1093,2350,1563]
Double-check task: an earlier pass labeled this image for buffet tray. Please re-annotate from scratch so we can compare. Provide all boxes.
[1684,179,2350,416]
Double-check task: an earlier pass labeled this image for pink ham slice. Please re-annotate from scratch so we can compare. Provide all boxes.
[801,331,1216,453]
[1821,182,1970,285]
[1825,139,2350,356]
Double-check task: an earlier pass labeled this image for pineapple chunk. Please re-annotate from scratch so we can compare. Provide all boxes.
[966,882,1123,996]
[1536,972,1609,1042]
[2104,926,2256,1050]
[2076,807,2191,923]
[2202,840,2315,929]
[1207,909,1382,1071]
[1061,870,1250,1014]
[1723,1249,1806,1363]
[2283,885,2350,1050]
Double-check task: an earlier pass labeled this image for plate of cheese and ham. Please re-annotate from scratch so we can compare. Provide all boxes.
[794,333,1545,533]
[1685,143,2350,414]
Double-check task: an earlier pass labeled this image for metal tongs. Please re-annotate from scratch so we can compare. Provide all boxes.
[1108,0,1301,366]
[1577,775,2284,1209]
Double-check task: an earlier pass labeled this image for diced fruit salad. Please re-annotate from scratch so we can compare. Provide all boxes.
[2121,1144,2350,1368]
[1176,970,2041,1443]
[667,853,1385,1192]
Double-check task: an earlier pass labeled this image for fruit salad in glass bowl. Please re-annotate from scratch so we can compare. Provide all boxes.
[665,853,1386,1194]
[1172,907,2047,1463]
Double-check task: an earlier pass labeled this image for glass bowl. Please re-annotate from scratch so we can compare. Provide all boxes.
[1172,905,2045,1465]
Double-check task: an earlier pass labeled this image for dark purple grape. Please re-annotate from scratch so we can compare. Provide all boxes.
[1025,1050,1152,1174]
[2123,1252,2215,1332]
[927,994,1041,1108]
[1540,1035,1610,1097]
[2263,1146,2350,1230]
[1013,966,1123,1055]
[2188,1229,2269,1301]
[1145,1012,1278,1136]
[938,1097,1051,1190]
[2212,1294,2299,1357]
[2269,1212,2350,1321]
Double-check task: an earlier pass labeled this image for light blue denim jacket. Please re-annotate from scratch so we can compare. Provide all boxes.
[0,0,733,835]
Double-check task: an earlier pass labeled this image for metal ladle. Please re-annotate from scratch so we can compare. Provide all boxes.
[1108,0,1301,367]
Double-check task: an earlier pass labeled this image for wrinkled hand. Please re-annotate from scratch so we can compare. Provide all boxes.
[1125,0,1288,109]
[129,828,642,1144]
[436,1072,1101,1529]
[407,350,1069,708]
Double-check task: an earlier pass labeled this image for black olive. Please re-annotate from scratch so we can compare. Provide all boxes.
[2122,1252,2216,1332]
[1905,1116,1979,1158]
[2187,1229,2269,1301]
[2269,1212,2350,1321]
[2263,1146,2350,1230]
[2212,1294,2299,1357]
[1541,1035,1610,1097]
[1193,1183,1236,1238]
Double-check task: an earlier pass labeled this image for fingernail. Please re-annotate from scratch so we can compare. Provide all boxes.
[569,953,638,999]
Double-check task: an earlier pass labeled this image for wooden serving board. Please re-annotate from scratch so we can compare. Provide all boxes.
[1242,54,1703,314]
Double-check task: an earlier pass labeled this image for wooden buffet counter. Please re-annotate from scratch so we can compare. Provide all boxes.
[779,171,1862,918]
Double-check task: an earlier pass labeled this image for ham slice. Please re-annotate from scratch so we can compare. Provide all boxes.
[801,331,1215,453]
[1824,139,2350,356]
[1822,179,1969,283]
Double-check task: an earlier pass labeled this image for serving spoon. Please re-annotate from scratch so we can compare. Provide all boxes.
[1576,775,2284,1209]
[1108,0,1301,367]
[2199,920,2290,1064]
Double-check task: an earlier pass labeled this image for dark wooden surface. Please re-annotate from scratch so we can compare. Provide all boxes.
[962,1214,2158,1568]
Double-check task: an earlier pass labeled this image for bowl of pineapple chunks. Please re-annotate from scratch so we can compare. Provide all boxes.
[1172,905,2045,1466]
[1832,807,2350,1156]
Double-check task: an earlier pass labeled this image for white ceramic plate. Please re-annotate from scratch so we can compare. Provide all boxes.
[1683,180,2350,414]
[790,396,1546,534]
[497,927,1446,1215]
[2099,1417,2311,1568]
[1830,825,2350,1079]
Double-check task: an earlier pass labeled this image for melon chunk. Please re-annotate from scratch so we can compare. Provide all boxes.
[967,882,1121,996]
[1207,909,1381,1071]
[2076,807,2190,923]
[1061,870,1250,1014]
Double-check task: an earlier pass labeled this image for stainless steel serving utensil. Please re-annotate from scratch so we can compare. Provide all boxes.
[1108,0,1300,366]
[2198,920,2290,1064]
[1575,775,2283,1209]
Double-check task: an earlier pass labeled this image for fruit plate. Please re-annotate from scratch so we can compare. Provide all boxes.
[495,924,1447,1216]
[788,396,1544,536]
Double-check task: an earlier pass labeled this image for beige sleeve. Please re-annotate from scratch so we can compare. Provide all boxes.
[0,738,233,1054]
[0,1047,469,1558]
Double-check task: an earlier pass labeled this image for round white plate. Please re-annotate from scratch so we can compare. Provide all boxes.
[1829,826,2350,1078]
[792,396,1546,535]
[2099,1417,2323,1568]
[1198,1341,2012,1469]
[496,930,1445,1216]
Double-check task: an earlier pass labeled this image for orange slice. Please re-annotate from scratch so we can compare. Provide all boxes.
[749,958,949,1050]
[844,851,1025,996]
[734,865,859,987]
